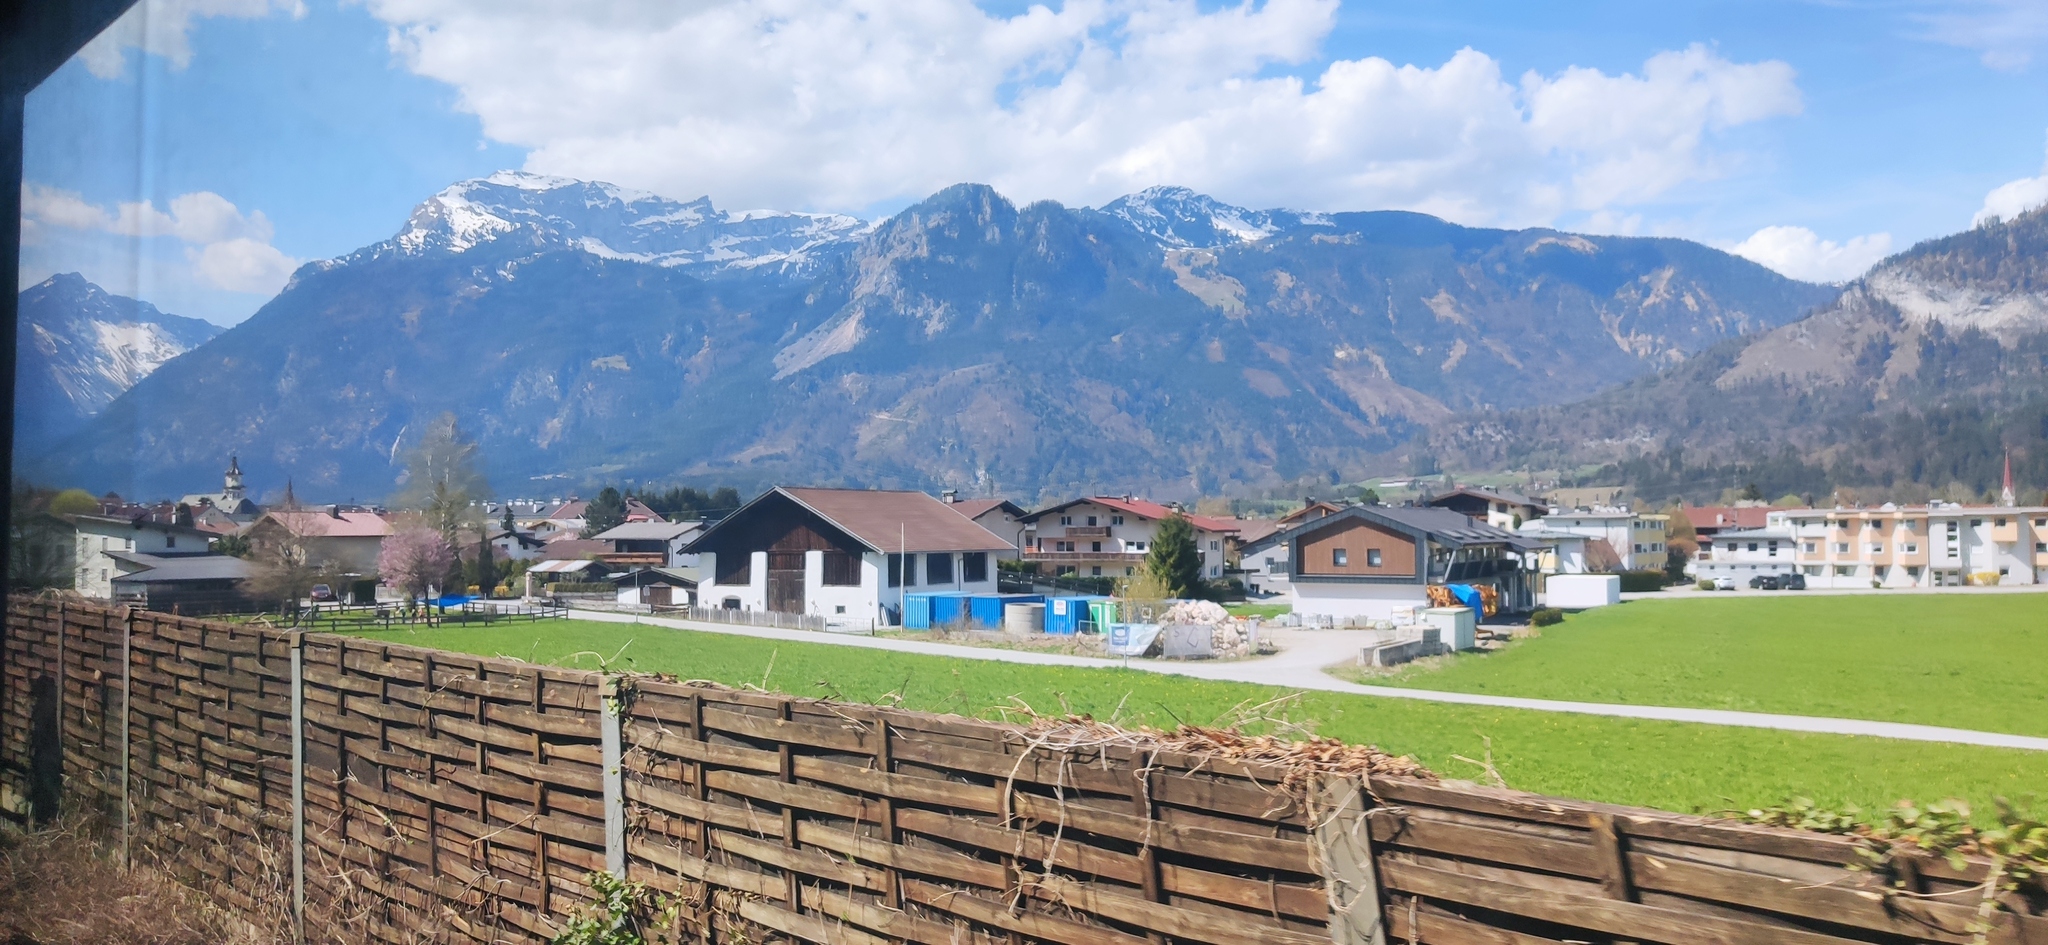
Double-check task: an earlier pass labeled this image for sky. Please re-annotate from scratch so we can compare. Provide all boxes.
[17,0,2048,325]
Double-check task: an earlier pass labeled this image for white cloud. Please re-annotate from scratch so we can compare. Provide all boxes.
[21,183,299,294]
[1973,135,2048,226]
[361,0,1801,226]
[76,0,306,79]
[1729,225,1894,284]
[1916,0,2048,73]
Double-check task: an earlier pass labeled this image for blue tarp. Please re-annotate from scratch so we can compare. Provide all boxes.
[1106,623,1163,657]
[1445,584,1483,612]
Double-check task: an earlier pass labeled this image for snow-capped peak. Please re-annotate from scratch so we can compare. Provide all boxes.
[389,171,873,280]
[1097,186,1319,249]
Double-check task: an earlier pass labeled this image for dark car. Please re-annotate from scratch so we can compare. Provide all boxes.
[1748,574,1782,590]
[310,583,336,602]
[1780,572,1807,590]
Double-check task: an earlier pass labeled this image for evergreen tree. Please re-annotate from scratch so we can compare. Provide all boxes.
[471,532,499,593]
[584,486,627,536]
[501,504,517,534]
[1143,512,1204,599]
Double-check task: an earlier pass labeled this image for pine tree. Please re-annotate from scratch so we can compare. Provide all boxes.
[1143,512,1204,599]
[585,486,627,536]
[471,532,499,593]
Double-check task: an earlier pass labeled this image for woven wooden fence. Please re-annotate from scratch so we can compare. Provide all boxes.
[3,596,2043,945]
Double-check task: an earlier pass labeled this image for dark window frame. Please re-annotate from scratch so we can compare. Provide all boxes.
[926,552,954,585]
[961,551,988,583]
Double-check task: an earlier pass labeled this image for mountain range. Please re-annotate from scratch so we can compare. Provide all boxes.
[21,172,1838,502]
[1433,205,2048,502]
[13,273,222,457]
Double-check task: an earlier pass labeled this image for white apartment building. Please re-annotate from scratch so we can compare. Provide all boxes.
[1689,527,1799,580]
[1778,504,2046,588]
[1534,508,1667,571]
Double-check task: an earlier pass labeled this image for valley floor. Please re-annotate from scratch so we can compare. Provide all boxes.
[345,599,2048,818]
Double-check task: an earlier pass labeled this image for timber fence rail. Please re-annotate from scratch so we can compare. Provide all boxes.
[2,596,2043,945]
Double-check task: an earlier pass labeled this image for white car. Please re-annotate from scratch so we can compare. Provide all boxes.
[1713,576,1737,591]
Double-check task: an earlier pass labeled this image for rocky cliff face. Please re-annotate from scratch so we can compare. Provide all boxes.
[13,273,222,454]
[30,175,1833,501]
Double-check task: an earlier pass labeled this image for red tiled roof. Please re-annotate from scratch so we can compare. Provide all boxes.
[544,500,589,520]
[260,510,394,538]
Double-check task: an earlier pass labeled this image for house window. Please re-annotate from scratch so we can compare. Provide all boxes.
[1091,566,1102,576]
[1264,556,1276,572]
[926,553,954,585]
[1835,543,1850,553]
[1091,541,1102,552]
[1767,541,1778,556]
[962,552,988,583]
[1834,565,1856,577]
[1995,518,2007,527]
[821,551,860,587]
[1130,541,1146,552]
[1333,548,1349,567]
[1907,566,1923,579]
[1057,565,1077,577]
[715,553,752,587]
[1970,519,1982,527]
[1210,540,1220,550]
[722,597,741,610]
[2035,519,2046,528]
[887,554,915,587]
[1801,565,1822,576]
[1060,516,1072,526]
[2037,542,2047,553]
[1087,515,1098,526]
[1869,544,1883,554]
[1055,540,1076,552]
[166,535,176,548]
[1111,515,1124,526]
[1210,565,1220,577]
[1803,542,1816,553]
[1747,542,1758,552]
[1367,549,1382,568]
[834,605,846,614]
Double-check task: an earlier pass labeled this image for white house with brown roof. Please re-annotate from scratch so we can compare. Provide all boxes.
[72,514,217,599]
[1017,496,1239,581]
[940,495,1028,559]
[682,487,1013,626]
[246,508,395,574]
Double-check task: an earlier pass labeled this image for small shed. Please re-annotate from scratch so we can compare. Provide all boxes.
[610,568,698,607]
[525,559,611,598]
[1044,595,1108,635]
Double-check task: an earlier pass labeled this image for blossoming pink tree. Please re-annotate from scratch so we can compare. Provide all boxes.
[379,525,455,611]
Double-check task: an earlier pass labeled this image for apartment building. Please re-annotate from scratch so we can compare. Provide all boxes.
[1777,504,2046,588]
[1535,508,1668,571]
[1690,527,1798,580]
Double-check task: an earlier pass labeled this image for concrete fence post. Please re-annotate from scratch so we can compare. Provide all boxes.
[290,632,306,944]
[1315,775,1388,945]
[599,674,625,877]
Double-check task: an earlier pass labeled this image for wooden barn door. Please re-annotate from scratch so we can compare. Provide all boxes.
[767,552,805,613]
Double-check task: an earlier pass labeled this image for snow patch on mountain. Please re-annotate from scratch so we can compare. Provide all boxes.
[1096,186,1322,249]
[16,274,222,421]
[390,171,873,280]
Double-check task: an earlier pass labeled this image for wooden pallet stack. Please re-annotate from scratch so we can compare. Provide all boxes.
[3,596,2043,945]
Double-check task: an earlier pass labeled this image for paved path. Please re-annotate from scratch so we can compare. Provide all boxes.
[568,609,2048,753]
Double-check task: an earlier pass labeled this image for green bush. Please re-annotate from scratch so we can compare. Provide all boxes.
[1530,607,1565,627]
[1617,569,1669,593]
[1697,579,1715,591]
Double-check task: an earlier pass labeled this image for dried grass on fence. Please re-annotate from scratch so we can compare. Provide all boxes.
[0,817,276,945]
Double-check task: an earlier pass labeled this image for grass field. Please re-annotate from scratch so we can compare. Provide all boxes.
[1380,595,2048,737]
[1224,602,1290,619]
[345,617,2048,819]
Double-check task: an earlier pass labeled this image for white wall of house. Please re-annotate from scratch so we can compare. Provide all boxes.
[1027,502,1231,578]
[805,550,882,622]
[1689,528,1797,579]
[699,551,769,611]
[1245,544,1291,596]
[73,520,194,600]
[1537,511,1660,570]
[1287,581,1430,621]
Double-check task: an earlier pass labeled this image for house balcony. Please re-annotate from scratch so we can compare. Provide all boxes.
[1062,526,1112,538]
[1023,550,1145,563]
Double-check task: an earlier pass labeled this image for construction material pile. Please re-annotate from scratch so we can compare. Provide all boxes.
[1154,599,1254,657]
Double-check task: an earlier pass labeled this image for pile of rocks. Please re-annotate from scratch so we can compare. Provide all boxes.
[1159,600,1231,624]
[1209,620,1254,658]
[1155,600,1254,658]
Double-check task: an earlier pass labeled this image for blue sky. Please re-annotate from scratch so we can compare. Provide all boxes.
[19,0,2048,324]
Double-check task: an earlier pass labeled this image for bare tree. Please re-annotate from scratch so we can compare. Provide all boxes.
[240,526,335,622]
[391,413,492,546]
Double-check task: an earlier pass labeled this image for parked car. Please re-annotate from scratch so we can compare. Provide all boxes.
[310,583,336,602]
[1713,576,1736,591]
[1748,574,1780,590]
[1780,572,1807,590]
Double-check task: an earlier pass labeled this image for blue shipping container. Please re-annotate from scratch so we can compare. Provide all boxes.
[901,593,936,630]
[970,594,1044,630]
[1043,596,1105,635]
[930,593,972,626]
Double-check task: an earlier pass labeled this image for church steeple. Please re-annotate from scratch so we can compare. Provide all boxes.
[2000,449,2016,507]
[224,453,245,502]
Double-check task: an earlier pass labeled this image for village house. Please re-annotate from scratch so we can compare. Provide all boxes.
[487,528,549,562]
[1238,505,1540,620]
[72,514,220,600]
[245,507,394,574]
[1017,496,1238,581]
[521,499,589,540]
[1691,526,1798,582]
[682,487,1013,625]
[940,494,1030,560]
[590,520,705,571]
[1235,498,1345,596]
[1425,486,1548,530]
[1777,501,2047,588]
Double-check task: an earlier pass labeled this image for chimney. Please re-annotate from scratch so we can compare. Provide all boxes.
[1122,493,1133,502]
[942,489,958,504]
[329,505,343,519]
